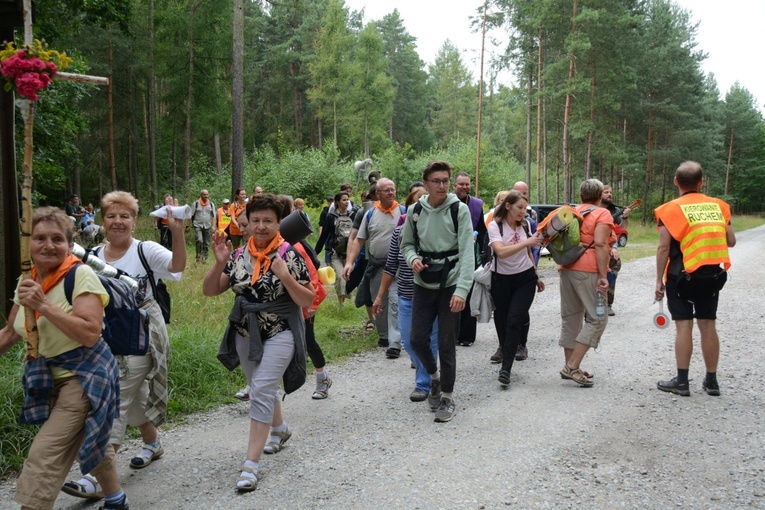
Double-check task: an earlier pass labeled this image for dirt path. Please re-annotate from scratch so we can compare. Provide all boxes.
[2,226,764,509]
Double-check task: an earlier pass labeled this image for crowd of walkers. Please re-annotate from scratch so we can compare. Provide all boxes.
[0,160,735,508]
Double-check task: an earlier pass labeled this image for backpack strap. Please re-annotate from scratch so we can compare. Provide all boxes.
[137,242,159,301]
[411,202,460,260]
[63,265,81,305]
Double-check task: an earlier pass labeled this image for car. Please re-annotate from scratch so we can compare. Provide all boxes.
[614,223,628,247]
[529,204,561,224]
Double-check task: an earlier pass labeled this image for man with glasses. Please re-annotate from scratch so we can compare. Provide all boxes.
[452,172,486,347]
[401,161,475,422]
[343,178,404,356]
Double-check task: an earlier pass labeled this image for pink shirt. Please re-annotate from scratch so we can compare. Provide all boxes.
[488,219,534,275]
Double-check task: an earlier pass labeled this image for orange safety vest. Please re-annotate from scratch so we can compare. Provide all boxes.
[654,193,731,274]
[218,207,232,231]
[228,203,247,236]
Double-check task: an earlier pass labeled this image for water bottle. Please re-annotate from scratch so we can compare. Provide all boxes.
[595,291,606,320]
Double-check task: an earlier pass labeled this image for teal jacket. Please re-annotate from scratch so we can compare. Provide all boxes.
[400,193,475,300]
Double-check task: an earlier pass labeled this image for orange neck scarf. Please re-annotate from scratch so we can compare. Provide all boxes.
[199,198,210,207]
[374,200,400,216]
[246,233,285,285]
[30,254,82,319]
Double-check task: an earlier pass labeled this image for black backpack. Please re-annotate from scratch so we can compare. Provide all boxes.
[64,266,150,356]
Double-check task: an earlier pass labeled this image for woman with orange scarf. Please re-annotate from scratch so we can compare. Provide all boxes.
[227,187,248,248]
[203,193,314,492]
[0,207,121,510]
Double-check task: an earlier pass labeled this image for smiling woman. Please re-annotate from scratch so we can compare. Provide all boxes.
[0,206,119,510]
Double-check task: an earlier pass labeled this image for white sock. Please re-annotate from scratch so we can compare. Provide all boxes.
[442,392,453,401]
[431,371,440,381]
[75,477,97,493]
[316,371,327,381]
[237,460,258,488]
[272,422,288,433]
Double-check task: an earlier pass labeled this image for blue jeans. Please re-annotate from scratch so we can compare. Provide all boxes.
[398,296,438,392]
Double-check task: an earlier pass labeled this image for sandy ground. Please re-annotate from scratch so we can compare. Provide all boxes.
[1,225,764,510]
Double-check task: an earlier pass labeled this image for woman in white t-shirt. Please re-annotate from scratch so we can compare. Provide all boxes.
[64,191,186,506]
[488,190,545,389]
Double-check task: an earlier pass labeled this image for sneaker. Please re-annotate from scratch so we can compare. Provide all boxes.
[657,377,690,396]
[427,378,442,411]
[234,387,250,401]
[702,379,721,396]
[98,494,129,510]
[607,306,615,316]
[498,370,510,388]
[434,397,457,422]
[490,348,502,364]
[385,347,401,359]
[377,338,389,348]
[515,345,528,361]
[409,388,428,402]
[458,340,473,347]
[129,439,164,469]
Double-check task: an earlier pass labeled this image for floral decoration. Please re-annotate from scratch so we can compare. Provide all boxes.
[0,40,72,101]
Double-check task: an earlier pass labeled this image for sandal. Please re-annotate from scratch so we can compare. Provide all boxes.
[364,319,375,332]
[560,367,595,380]
[129,439,164,469]
[61,473,104,500]
[560,365,594,387]
[263,426,292,454]
[236,463,258,492]
[312,376,332,400]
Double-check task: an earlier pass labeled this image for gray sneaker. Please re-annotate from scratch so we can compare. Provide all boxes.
[427,378,442,411]
[434,397,457,422]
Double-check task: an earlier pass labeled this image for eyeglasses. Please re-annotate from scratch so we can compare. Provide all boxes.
[428,179,450,187]
[378,188,396,194]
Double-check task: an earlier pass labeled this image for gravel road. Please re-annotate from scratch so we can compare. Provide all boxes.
[2,226,764,510]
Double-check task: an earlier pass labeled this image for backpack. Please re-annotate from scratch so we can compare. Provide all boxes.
[331,212,354,256]
[64,265,151,356]
[537,205,597,265]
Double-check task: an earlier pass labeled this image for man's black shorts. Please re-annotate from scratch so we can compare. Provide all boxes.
[666,269,727,321]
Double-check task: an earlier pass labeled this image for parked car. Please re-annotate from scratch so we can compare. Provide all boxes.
[529,204,561,224]
[614,223,628,247]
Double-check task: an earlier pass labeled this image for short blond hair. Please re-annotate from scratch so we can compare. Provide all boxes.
[101,191,139,218]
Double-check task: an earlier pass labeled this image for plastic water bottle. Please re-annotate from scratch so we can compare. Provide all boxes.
[595,291,606,320]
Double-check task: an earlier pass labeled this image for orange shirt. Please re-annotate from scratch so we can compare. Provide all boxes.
[562,205,614,273]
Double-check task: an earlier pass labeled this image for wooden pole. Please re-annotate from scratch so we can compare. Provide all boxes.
[19,0,38,359]
[475,0,488,196]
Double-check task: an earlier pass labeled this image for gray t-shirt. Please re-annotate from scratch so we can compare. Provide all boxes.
[357,205,404,261]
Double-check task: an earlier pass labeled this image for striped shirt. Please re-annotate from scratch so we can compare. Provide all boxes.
[383,225,415,299]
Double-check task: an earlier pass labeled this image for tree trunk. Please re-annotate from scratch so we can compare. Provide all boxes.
[476,0,488,196]
[231,0,244,195]
[725,128,734,195]
[525,67,532,186]
[536,24,543,203]
[184,0,196,183]
[107,37,117,190]
[214,133,222,174]
[562,0,578,204]
[333,99,338,146]
[643,110,654,224]
[585,63,595,179]
[149,0,158,203]
[291,59,301,145]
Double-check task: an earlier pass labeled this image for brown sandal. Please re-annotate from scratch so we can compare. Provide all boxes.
[560,365,594,387]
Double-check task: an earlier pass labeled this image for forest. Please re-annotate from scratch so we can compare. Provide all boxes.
[8,0,765,218]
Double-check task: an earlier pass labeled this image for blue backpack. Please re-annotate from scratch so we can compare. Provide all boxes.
[64,265,151,356]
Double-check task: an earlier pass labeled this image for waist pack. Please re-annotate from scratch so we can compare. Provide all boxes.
[676,266,728,301]
[64,266,151,356]
[537,205,597,265]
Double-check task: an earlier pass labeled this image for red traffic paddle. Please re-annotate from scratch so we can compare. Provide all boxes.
[653,300,670,329]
